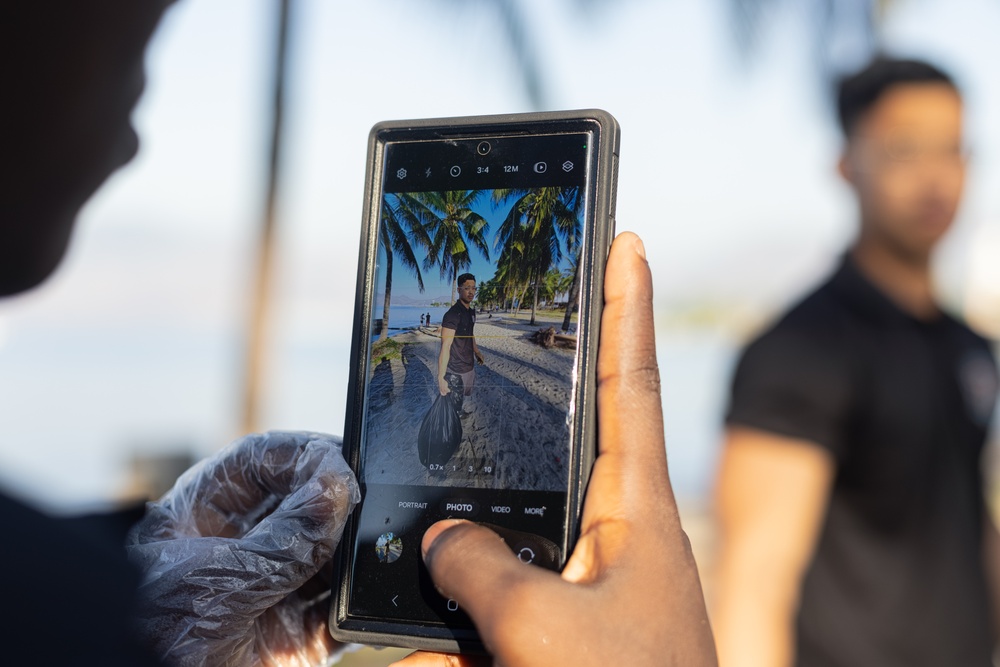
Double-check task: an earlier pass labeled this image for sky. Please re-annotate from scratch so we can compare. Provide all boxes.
[98,0,1000,316]
[1,0,998,509]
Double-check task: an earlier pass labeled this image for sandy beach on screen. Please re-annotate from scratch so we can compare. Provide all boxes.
[362,314,575,492]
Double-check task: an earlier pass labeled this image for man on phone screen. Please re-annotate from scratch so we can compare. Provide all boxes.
[438,273,485,415]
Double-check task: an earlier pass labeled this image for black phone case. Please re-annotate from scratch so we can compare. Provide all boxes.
[330,109,620,653]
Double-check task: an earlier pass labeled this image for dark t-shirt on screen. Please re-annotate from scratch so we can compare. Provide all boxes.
[726,256,999,667]
[442,301,476,374]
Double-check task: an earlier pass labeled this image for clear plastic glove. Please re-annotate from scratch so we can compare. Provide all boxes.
[126,431,361,667]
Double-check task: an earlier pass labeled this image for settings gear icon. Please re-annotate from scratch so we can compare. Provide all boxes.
[396,168,407,179]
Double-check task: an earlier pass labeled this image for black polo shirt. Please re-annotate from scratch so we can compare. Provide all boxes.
[442,301,476,374]
[726,256,999,667]
[0,492,162,666]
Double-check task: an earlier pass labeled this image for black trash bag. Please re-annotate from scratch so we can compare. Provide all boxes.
[417,374,464,467]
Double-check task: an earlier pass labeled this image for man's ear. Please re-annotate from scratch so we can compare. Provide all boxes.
[837,148,855,186]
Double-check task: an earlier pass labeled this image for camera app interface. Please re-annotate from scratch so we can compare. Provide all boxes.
[347,132,593,627]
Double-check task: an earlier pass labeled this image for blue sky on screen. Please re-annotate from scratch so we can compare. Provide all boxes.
[375,189,580,304]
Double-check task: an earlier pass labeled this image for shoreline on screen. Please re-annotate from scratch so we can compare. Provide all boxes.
[364,313,574,491]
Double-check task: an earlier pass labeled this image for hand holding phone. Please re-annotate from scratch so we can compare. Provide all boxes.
[389,233,718,667]
[333,110,619,652]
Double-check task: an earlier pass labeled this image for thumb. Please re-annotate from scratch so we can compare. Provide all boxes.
[421,520,555,644]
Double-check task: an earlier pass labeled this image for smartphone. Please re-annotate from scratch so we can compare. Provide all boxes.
[331,109,620,652]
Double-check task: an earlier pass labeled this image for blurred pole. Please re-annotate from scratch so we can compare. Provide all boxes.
[242,0,293,434]
[493,0,547,110]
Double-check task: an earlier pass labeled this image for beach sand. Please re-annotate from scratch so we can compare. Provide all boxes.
[362,314,574,492]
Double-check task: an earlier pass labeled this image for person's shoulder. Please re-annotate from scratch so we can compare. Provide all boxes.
[1,491,142,581]
[727,276,860,454]
[944,315,999,386]
[945,313,997,352]
[746,275,854,358]
[0,492,160,665]
[442,302,462,327]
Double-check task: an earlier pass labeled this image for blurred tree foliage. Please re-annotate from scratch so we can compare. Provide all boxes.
[438,0,900,110]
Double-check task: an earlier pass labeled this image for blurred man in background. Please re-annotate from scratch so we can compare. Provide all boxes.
[714,57,1000,666]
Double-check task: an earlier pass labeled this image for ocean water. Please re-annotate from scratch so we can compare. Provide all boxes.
[0,324,736,511]
[377,304,450,334]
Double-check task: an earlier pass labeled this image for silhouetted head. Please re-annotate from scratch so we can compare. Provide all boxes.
[837,57,966,263]
[0,0,173,297]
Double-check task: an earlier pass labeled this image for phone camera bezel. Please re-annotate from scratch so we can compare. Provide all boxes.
[476,141,492,156]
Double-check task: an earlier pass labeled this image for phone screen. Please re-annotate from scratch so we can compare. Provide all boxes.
[342,128,599,631]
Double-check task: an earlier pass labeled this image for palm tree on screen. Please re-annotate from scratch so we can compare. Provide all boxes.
[406,190,491,304]
[476,276,502,310]
[493,187,581,326]
[560,255,581,332]
[377,195,431,341]
[492,231,532,315]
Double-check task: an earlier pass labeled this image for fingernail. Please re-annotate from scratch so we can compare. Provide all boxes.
[421,519,466,560]
[634,236,647,260]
